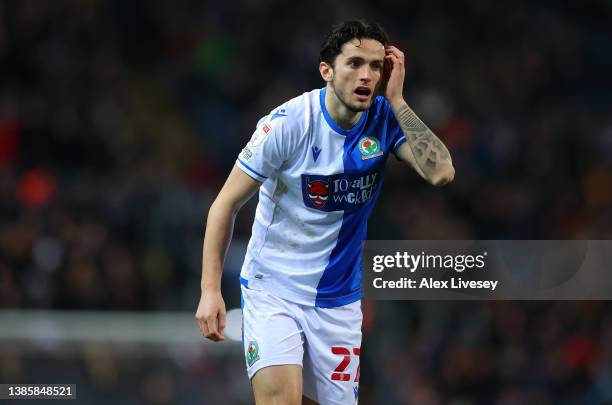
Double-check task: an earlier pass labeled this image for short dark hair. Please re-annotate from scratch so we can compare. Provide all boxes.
[319,20,388,67]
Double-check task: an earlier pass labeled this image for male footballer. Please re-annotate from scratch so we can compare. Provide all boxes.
[196,20,454,405]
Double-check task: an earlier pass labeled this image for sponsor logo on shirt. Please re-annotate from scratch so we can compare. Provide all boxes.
[248,125,270,148]
[248,116,279,148]
[358,136,383,160]
[301,170,381,212]
[312,145,322,162]
[306,179,329,208]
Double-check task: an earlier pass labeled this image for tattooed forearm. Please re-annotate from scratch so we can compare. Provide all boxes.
[395,103,452,170]
[390,100,454,185]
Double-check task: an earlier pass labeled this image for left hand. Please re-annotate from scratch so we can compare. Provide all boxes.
[383,45,406,105]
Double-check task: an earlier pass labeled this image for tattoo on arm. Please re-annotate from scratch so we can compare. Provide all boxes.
[395,104,451,169]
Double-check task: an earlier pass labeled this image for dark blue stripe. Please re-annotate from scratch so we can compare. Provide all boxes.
[314,94,396,307]
[315,134,386,308]
[314,208,365,307]
[238,159,268,180]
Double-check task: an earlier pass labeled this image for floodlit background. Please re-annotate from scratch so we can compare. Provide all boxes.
[1,0,611,404]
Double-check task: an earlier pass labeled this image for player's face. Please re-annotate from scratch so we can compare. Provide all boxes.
[330,38,385,112]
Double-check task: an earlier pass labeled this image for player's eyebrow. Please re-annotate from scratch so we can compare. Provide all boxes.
[346,56,364,63]
[346,56,384,65]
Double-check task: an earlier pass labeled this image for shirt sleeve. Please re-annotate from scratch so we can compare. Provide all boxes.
[384,102,407,157]
[236,115,294,182]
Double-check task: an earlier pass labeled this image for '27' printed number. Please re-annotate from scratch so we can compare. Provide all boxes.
[331,347,360,382]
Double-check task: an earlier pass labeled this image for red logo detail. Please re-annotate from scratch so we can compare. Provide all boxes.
[263,124,271,134]
[307,180,329,208]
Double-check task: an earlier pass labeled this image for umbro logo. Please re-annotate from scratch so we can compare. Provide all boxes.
[312,146,321,162]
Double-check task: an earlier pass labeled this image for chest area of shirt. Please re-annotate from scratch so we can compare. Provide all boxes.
[290,128,387,212]
[300,126,388,174]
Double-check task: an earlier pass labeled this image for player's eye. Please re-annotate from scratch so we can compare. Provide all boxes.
[348,60,360,68]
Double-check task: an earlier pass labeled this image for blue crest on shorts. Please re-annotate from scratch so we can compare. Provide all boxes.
[246,341,260,367]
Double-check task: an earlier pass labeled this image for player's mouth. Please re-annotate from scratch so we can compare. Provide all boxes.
[354,86,372,102]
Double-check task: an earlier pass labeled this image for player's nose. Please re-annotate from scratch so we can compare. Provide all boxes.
[359,65,374,82]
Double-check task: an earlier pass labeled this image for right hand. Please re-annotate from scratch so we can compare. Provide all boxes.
[195,289,226,341]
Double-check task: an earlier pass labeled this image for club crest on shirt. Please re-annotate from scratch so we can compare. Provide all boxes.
[358,136,383,160]
[306,179,329,208]
[246,341,260,367]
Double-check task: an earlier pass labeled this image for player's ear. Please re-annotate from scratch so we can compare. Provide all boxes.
[319,62,334,83]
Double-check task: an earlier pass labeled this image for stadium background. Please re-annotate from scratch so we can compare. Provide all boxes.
[1,0,611,403]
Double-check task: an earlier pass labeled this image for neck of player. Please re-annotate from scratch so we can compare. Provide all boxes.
[325,86,362,130]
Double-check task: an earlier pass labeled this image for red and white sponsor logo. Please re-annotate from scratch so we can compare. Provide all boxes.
[249,124,271,148]
[307,179,330,208]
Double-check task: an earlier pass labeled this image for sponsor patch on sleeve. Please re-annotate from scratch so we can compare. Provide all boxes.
[240,146,253,161]
[248,122,273,148]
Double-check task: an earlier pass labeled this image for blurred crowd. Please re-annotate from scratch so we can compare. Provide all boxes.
[0,0,611,403]
[0,343,252,404]
[365,301,612,404]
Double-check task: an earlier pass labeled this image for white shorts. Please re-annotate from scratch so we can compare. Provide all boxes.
[241,285,362,405]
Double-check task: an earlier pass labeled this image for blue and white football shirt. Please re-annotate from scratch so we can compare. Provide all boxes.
[236,88,406,308]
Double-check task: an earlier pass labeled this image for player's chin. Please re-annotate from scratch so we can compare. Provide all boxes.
[350,95,373,111]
